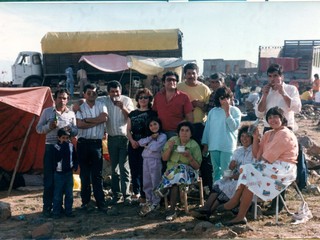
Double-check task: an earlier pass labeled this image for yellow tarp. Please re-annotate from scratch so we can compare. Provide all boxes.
[41,29,181,54]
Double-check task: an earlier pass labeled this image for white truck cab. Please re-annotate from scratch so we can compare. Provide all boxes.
[11,51,43,87]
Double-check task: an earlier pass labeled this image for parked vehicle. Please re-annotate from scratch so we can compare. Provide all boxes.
[11,29,183,89]
[258,40,320,84]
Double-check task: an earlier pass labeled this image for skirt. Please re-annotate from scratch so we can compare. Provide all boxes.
[157,164,199,190]
[236,160,297,201]
[214,178,238,200]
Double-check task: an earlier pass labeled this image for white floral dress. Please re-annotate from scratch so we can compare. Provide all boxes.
[236,127,298,201]
[214,145,255,200]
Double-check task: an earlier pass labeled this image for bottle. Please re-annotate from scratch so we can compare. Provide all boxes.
[54,110,59,122]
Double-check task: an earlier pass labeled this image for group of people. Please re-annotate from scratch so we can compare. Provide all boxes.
[64,64,89,98]
[300,73,320,105]
[37,62,302,225]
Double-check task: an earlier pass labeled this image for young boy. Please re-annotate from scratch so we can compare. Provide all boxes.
[52,128,78,218]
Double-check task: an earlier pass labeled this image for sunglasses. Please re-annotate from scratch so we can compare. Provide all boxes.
[138,96,149,100]
[165,78,177,82]
[219,96,230,100]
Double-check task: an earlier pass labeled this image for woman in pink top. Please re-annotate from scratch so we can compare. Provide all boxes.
[217,106,298,226]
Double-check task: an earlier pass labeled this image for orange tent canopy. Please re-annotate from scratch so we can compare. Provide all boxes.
[0,87,54,173]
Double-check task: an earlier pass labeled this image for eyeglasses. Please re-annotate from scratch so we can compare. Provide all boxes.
[219,96,230,100]
[138,96,149,100]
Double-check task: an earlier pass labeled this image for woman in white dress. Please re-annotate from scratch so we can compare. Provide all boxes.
[217,106,298,226]
[191,125,255,220]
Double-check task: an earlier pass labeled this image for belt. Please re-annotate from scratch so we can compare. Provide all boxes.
[108,135,127,139]
[78,138,102,143]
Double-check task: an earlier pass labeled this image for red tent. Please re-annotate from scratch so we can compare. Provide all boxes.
[0,87,54,173]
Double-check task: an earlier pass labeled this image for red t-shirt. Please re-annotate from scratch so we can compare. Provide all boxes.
[153,89,193,132]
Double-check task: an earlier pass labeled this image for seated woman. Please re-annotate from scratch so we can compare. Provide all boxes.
[155,121,202,221]
[191,125,255,220]
[217,106,298,226]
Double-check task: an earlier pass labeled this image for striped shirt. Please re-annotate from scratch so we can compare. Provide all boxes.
[36,107,77,144]
[97,95,134,136]
[76,100,108,139]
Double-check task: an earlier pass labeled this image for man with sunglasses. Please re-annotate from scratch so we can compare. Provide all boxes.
[153,71,193,139]
[76,83,109,212]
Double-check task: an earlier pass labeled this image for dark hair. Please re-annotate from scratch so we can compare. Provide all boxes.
[305,86,312,91]
[177,121,194,139]
[213,86,233,107]
[57,128,70,138]
[238,125,253,144]
[266,106,288,126]
[210,73,225,83]
[250,85,257,92]
[161,71,179,82]
[314,73,319,79]
[135,88,153,109]
[183,63,199,74]
[54,88,70,99]
[267,64,283,76]
[146,116,163,135]
[83,83,97,94]
[107,80,122,92]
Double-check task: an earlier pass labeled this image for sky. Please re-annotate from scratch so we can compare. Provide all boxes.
[1,1,320,82]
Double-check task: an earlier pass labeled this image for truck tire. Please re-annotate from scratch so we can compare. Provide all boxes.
[25,78,42,87]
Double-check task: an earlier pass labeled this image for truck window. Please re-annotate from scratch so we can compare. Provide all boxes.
[19,55,31,65]
[32,54,41,65]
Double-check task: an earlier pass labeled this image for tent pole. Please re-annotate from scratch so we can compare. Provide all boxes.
[7,115,36,196]
[129,69,132,98]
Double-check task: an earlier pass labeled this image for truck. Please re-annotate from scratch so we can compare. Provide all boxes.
[11,29,183,91]
[258,40,320,84]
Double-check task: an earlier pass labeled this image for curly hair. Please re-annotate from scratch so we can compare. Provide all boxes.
[176,121,194,139]
[161,71,179,82]
[237,125,253,145]
[134,88,153,109]
[213,86,233,107]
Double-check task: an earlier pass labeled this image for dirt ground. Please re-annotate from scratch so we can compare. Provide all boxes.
[0,117,320,239]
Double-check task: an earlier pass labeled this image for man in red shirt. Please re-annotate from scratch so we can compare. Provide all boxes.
[153,71,193,139]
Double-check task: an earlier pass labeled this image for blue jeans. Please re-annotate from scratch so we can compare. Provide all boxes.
[128,144,145,198]
[108,135,131,199]
[66,80,74,97]
[77,139,105,207]
[53,171,73,215]
[43,144,56,212]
